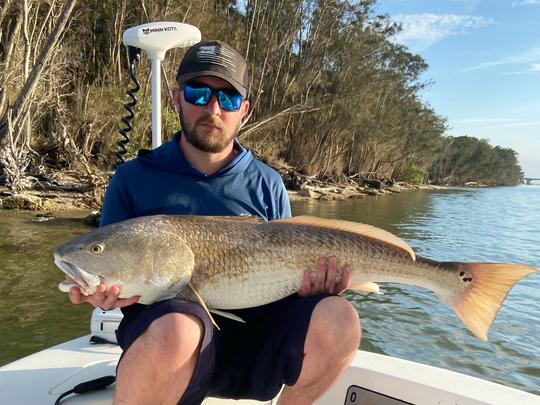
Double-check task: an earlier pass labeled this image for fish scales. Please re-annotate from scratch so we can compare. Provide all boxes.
[167,217,461,309]
[54,215,537,340]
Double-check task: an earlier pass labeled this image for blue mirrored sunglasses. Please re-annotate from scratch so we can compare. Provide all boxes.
[182,81,243,112]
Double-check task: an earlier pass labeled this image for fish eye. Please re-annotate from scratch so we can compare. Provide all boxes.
[90,244,104,254]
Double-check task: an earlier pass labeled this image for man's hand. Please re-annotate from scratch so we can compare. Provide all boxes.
[69,284,140,310]
[298,257,352,297]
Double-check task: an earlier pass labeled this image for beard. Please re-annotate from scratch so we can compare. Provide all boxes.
[179,112,241,153]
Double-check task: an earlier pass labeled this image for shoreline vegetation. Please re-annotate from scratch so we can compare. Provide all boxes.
[0,169,449,229]
[0,163,450,217]
[0,0,524,210]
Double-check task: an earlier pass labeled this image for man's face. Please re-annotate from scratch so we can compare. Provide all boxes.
[173,76,249,153]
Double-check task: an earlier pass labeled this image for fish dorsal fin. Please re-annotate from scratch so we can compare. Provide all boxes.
[273,216,416,261]
[204,215,263,223]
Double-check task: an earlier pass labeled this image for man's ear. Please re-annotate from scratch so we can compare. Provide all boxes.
[172,88,182,113]
[240,99,250,119]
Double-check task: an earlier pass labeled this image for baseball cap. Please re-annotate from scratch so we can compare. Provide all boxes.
[176,41,249,97]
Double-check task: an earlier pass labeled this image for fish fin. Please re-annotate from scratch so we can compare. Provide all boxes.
[274,216,415,260]
[445,262,536,341]
[202,215,263,223]
[349,281,380,294]
[188,282,220,331]
[209,309,246,323]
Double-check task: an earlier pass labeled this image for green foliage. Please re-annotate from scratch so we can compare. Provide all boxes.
[429,136,523,186]
[398,165,428,185]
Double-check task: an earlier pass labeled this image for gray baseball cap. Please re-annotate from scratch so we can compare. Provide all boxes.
[176,41,249,97]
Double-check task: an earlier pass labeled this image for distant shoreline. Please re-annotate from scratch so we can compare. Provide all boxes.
[287,182,449,202]
[3,166,525,212]
[0,179,449,213]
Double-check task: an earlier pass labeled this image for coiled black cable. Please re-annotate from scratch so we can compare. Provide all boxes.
[114,46,141,169]
[54,375,116,405]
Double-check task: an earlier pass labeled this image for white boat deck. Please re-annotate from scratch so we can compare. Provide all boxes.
[1,334,540,405]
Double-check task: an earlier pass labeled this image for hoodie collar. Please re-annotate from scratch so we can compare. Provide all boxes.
[137,131,253,177]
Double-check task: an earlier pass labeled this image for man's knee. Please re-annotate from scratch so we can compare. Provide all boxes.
[140,312,204,357]
[308,297,361,355]
[115,313,205,404]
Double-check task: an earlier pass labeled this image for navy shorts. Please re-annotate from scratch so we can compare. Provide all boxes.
[116,293,332,405]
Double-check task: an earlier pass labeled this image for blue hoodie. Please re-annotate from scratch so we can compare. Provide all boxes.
[100,132,291,226]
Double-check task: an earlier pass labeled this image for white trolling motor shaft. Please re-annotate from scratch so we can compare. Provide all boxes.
[123,22,201,149]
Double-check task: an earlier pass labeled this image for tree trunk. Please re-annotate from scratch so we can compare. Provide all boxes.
[0,0,78,145]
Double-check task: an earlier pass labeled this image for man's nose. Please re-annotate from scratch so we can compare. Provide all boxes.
[204,95,221,115]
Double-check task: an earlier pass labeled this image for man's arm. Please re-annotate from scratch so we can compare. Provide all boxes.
[99,167,135,227]
[276,184,292,219]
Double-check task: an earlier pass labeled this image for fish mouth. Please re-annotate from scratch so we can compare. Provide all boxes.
[55,257,101,295]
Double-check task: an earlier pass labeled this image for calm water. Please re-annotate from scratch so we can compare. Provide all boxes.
[0,186,539,395]
[291,185,540,395]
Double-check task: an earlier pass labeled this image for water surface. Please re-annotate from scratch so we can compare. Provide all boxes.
[0,186,538,395]
[291,185,540,394]
[0,212,93,364]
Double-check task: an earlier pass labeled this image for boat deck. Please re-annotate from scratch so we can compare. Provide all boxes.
[1,335,539,405]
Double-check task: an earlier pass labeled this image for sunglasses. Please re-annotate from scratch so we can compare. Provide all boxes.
[182,81,244,112]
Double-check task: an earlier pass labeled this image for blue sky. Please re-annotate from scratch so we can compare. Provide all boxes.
[374,0,540,177]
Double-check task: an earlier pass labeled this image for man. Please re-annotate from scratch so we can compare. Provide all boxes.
[69,41,361,405]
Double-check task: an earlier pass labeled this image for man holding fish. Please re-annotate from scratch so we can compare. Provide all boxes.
[67,41,361,405]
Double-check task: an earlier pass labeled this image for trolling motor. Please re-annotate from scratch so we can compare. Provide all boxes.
[115,22,201,167]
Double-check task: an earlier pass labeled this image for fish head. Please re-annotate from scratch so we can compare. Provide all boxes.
[54,216,195,304]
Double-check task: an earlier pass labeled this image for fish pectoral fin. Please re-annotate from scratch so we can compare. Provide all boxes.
[188,282,220,331]
[349,281,381,294]
[209,309,246,323]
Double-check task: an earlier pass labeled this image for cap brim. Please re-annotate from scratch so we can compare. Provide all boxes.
[178,71,247,97]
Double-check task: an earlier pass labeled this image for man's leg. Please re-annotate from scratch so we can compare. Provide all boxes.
[278,296,361,405]
[114,312,203,405]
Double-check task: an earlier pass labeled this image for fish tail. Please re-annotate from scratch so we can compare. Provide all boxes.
[445,262,536,341]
